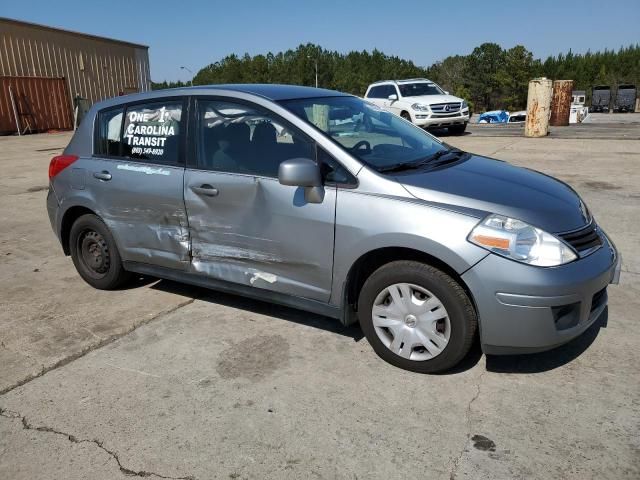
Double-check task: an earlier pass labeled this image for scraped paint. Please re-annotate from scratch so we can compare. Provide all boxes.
[249,271,278,285]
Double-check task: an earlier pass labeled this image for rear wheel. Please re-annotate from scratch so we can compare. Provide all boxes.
[69,214,131,290]
[448,123,467,135]
[358,261,476,373]
[400,111,412,123]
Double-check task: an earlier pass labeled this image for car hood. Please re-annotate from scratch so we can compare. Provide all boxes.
[399,155,588,233]
[404,94,463,105]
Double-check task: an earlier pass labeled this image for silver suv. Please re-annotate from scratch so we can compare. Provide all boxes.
[47,85,621,373]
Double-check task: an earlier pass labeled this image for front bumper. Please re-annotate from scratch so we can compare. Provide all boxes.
[462,234,620,355]
[412,109,469,127]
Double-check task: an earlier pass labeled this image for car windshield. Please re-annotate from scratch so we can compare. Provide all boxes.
[398,82,444,97]
[279,96,450,171]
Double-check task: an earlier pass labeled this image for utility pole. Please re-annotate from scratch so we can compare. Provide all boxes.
[180,66,193,86]
[307,56,318,88]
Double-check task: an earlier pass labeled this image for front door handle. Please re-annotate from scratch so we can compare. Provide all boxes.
[191,184,219,197]
[93,171,112,181]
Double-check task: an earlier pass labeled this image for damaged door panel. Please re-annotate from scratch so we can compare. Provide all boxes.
[184,170,337,301]
[90,160,189,269]
[88,99,190,270]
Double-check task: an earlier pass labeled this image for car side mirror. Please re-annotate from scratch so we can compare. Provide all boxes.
[388,94,398,101]
[444,91,450,95]
[278,158,324,204]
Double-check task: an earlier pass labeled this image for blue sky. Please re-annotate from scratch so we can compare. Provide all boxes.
[3,0,640,82]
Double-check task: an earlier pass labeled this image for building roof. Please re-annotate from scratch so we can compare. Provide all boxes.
[0,17,149,49]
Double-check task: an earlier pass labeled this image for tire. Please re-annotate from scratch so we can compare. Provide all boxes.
[69,213,131,290]
[448,123,467,135]
[358,260,477,373]
[400,111,412,123]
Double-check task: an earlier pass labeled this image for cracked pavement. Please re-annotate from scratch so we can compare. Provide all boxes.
[1,127,639,479]
[0,407,194,479]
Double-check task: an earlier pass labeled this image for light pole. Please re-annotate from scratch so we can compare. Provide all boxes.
[180,66,193,86]
[307,56,318,88]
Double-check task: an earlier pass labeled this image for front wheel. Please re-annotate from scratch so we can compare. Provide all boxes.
[400,111,412,123]
[69,214,131,290]
[358,261,477,373]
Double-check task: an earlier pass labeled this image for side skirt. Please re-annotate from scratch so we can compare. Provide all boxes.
[124,261,343,321]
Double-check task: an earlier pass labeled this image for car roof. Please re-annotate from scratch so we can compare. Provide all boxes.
[110,84,348,104]
[369,78,434,86]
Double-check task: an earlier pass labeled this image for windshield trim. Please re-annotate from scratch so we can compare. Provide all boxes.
[278,95,449,173]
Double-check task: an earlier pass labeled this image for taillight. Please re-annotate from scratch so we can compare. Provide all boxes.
[48,154,78,180]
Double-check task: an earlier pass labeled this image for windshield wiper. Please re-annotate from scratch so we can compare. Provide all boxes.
[377,149,464,173]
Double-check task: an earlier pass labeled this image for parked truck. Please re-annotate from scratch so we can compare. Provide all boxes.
[613,84,637,113]
[591,86,611,112]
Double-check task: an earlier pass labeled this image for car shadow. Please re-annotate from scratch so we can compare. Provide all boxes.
[131,277,605,375]
[427,127,472,137]
[148,277,485,373]
[485,307,608,374]
[147,278,365,341]
[115,273,158,290]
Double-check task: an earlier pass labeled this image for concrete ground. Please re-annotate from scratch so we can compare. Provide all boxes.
[0,126,639,479]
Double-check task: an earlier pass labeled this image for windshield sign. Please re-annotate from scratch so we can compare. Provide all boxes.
[279,96,454,172]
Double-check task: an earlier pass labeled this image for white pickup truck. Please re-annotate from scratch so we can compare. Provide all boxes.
[364,78,470,134]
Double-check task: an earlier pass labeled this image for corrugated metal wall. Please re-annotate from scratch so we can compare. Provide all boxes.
[0,76,73,134]
[0,17,151,109]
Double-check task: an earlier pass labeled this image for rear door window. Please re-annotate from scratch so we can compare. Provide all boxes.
[95,100,184,164]
[122,101,183,164]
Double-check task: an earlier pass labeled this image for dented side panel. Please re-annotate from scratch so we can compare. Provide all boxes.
[78,156,190,269]
[184,170,336,302]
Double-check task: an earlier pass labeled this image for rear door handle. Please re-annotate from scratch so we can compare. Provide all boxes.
[93,171,112,181]
[191,184,219,197]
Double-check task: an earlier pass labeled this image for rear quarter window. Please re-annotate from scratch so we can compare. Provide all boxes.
[95,108,124,156]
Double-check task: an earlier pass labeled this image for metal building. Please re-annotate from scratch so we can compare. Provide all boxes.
[0,17,151,134]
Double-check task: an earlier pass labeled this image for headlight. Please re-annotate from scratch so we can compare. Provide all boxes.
[461,100,468,109]
[468,214,577,266]
[411,103,430,112]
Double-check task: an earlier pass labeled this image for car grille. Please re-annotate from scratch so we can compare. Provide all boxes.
[430,102,461,113]
[558,222,602,255]
[432,112,461,118]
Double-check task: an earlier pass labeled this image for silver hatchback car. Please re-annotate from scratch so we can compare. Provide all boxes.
[47,85,621,373]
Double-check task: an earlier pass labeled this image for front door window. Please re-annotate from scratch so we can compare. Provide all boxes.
[196,100,314,177]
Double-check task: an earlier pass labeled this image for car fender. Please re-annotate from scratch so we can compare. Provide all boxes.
[55,193,128,256]
[329,190,489,306]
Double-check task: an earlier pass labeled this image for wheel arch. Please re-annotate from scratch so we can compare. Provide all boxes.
[341,246,479,326]
[59,205,98,255]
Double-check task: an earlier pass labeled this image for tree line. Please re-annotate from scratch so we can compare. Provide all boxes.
[152,43,640,112]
